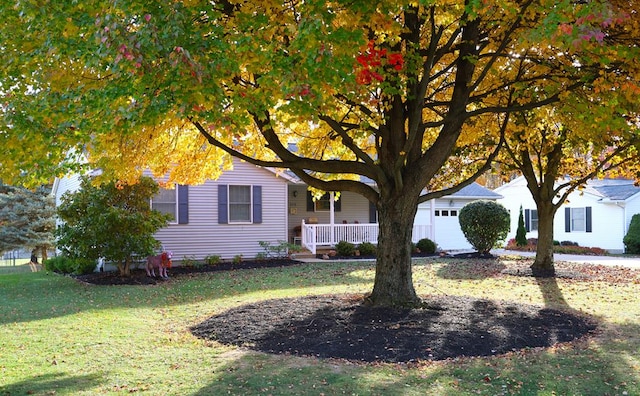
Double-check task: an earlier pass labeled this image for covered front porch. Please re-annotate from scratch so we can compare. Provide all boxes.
[299,220,433,254]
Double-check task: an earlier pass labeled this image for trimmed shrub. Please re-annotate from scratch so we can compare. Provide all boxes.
[357,242,377,256]
[335,240,356,256]
[416,238,437,254]
[623,214,640,254]
[458,200,511,254]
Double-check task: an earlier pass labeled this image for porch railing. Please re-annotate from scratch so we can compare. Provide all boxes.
[300,220,434,254]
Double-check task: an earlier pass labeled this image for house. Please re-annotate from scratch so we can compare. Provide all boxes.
[495,176,640,253]
[53,158,502,260]
[53,160,294,261]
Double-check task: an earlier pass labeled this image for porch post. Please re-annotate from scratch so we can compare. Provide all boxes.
[330,191,335,245]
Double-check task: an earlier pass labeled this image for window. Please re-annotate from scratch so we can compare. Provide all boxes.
[151,187,178,223]
[570,207,585,231]
[525,209,538,231]
[441,210,449,216]
[315,193,331,212]
[218,184,262,224]
[564,207,592,233]
[435,210,440,216]
[306,191,341,212]
[450,210,457,216]
[229,185,252,223]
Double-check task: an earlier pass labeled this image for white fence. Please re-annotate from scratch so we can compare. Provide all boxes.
[300,221,434,254]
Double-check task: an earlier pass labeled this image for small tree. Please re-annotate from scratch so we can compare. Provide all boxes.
[623,214,640,254]
[0,184,55,259]
[459,200,511,254]
[56,176,171,276]
[515,205,528,247]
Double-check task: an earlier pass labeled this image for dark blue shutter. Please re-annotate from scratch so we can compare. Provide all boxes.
[253,185,262,224]
[334,193,341,212]
[369,201,377,223]
[307,191,314,212]
[218,184,228,224]
[524,209,530,232]
[178,185,189,224]
[565,207,571,232]
[586,206,592,233]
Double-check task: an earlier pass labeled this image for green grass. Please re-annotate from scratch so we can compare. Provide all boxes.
[1,259,639,395]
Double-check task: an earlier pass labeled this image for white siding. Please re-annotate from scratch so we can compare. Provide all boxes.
[155,160,289,261]
[53,174,82,206]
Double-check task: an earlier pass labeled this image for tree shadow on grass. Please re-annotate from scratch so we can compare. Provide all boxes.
[0,372,104,395]
[0,260,375,325]
[191,320,640,396]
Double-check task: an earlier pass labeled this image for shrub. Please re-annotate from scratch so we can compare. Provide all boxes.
[560,240,579,246]
[415,238,437,254]
[623,214,640,254]
[258,240,301,259]
[74,258,97,275]
[335,240,356,256]
[515,206,528,246]
[458,200,510,254]
[44,256,75,274]
[204,254,221,265]
[56,175,170,276]
[357,241,377,256]
[182,255,197,267]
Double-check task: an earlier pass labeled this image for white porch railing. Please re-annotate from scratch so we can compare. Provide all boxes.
[300,220,434,254]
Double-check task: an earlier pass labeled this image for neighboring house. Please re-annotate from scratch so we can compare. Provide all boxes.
[53,158,502,260]
[495,176,640,253]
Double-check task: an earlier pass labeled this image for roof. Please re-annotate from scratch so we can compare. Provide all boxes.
[494,175,640,202]
[449,182,503,199]
[584,179,640,201]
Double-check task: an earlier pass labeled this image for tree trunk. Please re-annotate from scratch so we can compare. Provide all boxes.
[118,258,131,277]
[365,195,421,307]
[530,203,556,277]
[40,246,48,262]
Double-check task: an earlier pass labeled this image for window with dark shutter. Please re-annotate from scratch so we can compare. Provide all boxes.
[219,184,262,224]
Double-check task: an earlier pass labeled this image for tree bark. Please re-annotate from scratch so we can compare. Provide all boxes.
[118,258,132,277]
[530,203,557,277]
[366,194,421,307]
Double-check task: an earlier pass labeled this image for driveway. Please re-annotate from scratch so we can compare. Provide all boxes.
[496,249,640,269]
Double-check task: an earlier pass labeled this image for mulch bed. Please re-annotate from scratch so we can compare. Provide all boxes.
[73,258,300,286]
[190,294,596,363]
[68,256,640,363]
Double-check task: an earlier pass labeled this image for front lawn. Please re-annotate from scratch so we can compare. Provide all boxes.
[1,258,639,395]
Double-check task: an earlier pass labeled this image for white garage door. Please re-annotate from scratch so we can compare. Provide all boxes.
[433,208,471,250]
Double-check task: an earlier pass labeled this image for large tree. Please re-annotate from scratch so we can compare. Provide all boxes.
[1,1,637,305]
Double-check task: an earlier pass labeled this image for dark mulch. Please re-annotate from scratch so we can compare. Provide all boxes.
[190,294,596,363]
[73,258,301,286]
[71,257,616,363]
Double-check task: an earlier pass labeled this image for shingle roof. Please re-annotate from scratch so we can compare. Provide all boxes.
[450,182,502,199]
[585,179,640,201]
